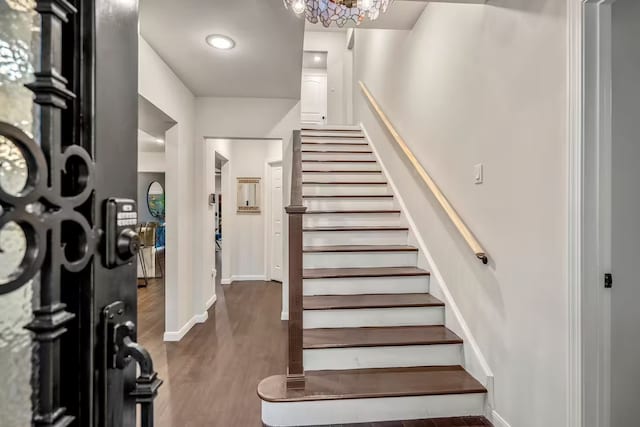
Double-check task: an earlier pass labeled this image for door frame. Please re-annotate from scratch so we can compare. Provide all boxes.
[567,1,615,426]
[265,160,284,282]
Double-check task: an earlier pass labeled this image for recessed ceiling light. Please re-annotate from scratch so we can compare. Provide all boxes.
[314,55,322,63]
[206,34,235,50]
[292,0,306,14]
[155,138,164,144]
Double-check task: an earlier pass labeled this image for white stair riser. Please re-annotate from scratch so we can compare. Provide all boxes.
[303,230,408,246]
[303,213,402,228]
[303,184,390,196]
[304,344,463,370]
[302,173,385,182]
[304,198,396,211]
[303,306,444,329]
[262,394,485,427]
[301,138,369,145]
[301,162,380,171]
[303,251,416,268]
[302,125,361,131]
[303,276,429,296]
[302,152,375,161]
[302,144,370,152]
[301,132,364,138]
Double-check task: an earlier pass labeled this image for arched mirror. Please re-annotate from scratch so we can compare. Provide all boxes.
[147,181,165,219]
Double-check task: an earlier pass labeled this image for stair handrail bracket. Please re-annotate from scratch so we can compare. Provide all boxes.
[285,130,307,390]
[359,82,489,265]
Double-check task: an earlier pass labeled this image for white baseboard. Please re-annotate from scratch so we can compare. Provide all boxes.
[491,410,512,427]
[194,311,208,323]
[221,277,231,285]
[281,311,289,320]
[230,275,267,282]
[163,310,210,342]
[163,316,197,342]
[206,294,217,309]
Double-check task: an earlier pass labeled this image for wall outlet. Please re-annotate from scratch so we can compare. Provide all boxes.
[474,163,484,184]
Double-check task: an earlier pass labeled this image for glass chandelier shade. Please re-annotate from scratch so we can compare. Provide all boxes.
[284,0,393,28]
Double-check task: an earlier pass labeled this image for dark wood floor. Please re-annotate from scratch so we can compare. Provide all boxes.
[137,255,491,427]
[137,254,287,426]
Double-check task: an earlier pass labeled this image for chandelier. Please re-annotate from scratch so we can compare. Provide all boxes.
[284,0,393,28]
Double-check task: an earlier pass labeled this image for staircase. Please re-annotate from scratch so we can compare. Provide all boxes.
[258,126,489,427]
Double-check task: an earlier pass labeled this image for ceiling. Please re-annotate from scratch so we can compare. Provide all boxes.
[304,0,427,31]
[139,0,305,98]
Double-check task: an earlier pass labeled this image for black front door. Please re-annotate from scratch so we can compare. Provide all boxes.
[0,1,159,426]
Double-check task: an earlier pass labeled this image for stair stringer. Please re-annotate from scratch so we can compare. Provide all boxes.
[360,123,495,416]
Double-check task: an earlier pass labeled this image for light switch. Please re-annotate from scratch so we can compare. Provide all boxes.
[474,163,484,184]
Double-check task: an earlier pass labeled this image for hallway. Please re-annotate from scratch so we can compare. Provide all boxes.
[137,259,287,426]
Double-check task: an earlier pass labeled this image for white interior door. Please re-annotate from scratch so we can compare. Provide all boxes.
[301,72,327,125]
[270,165,283,282]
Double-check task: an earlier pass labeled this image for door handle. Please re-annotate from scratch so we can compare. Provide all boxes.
[101,301,162,427]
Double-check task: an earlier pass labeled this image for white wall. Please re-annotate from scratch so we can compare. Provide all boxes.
[139,36,201,340]
[195,97,301,319]
[353,2,567,426]
[206,139,282,282]
[304,31,353,125]
[138,151,165,172]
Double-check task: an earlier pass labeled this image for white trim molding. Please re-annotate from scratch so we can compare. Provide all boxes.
[206,294,217,310]
[164,315,198,342]
[567,2,585,427]
[490,410,512,427]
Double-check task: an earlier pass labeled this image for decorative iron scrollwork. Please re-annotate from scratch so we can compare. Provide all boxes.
[0,121,96,295]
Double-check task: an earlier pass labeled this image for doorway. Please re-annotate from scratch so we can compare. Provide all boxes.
[578,1,640,425]
[267,161,284,282]
[301,51,328,125]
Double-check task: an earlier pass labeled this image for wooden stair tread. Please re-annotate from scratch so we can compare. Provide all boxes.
[258,366,484,402]
[301,134,365,139]
[302,141,369,145]
[303,181,387,185]
[303,266,429,279]
[302,150,373,154]
[303,326,461,349]
[303,170,382,173]
[302,159,377,163]
[302,127,362,131]
[304,210,401,214]
[303,226,408,232]
[304,294,444,310]
[304,244,417,253]
[303,194,393,198]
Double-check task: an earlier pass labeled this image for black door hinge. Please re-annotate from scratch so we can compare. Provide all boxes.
[604,273,613,289]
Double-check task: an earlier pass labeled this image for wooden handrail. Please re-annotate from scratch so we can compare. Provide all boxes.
[359,82,489,264]
[284,130,306,389]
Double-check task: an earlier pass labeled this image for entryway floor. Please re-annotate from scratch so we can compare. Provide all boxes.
[137,256,287,426]
[137,257,491,427]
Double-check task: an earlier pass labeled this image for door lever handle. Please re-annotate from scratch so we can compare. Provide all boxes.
[102,301,162,427]
[114,321,163,427]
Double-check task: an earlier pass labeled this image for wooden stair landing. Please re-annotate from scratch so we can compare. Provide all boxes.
[313,416,493,426]
[303,294,444,310]
[303,326,462,349]
[258,366,485,402]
